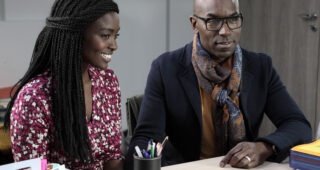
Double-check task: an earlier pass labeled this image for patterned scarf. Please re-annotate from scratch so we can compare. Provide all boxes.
[191,34,246,154]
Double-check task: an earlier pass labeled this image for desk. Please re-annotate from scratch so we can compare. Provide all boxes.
[162,156,291,170]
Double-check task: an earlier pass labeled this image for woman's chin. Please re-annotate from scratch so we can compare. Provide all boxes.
[94,63,109,70]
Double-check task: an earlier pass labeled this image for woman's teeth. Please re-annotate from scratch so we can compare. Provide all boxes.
[101,53,111,60]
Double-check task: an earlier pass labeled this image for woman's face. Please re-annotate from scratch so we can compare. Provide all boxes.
[82,12,120,69]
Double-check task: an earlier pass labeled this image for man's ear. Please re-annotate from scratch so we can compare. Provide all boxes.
[189,16,199,34]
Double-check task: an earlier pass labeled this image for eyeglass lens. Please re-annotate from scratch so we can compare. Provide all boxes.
[207,16,242,31]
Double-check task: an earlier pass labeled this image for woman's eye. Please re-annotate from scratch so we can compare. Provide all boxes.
[115,34,120,39]
[101,34,110,39]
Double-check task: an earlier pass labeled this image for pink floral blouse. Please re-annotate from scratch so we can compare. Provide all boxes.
[10,65,122,169]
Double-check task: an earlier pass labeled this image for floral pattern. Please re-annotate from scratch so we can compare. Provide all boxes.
[10,65,122,169]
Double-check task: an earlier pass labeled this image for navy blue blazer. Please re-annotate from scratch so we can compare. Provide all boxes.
[125,42,311,169]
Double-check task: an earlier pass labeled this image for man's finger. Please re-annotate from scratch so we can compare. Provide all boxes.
[219,144,243,167]
[244,158,257,169]
[229,149,249,167]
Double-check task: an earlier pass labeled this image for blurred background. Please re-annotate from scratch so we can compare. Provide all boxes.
[0,0,319,138]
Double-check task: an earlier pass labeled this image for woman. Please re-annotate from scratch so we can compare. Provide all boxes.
[4,0,122,169]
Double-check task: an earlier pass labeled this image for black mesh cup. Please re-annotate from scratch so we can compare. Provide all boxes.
[133,154,161,170]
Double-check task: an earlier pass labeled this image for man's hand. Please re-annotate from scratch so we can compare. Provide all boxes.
[219,142,274,168]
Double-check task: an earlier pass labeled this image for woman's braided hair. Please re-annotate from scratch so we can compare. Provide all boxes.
[4,0,119,163]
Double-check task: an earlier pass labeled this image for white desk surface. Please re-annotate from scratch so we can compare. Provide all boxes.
[162,156,291,170]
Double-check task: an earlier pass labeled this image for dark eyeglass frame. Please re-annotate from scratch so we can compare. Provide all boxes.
[193,13,243,31]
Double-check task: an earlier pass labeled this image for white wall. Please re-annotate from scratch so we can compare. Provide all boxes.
[4,0,53,21]
[0,0,53,87]
[0,0,4,20]
[168,0,194,51]
[0,20,44,87]
[112,0,167,129]
[0,0,194,129]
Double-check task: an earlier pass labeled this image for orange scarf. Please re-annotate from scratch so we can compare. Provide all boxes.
[191,34,246,154]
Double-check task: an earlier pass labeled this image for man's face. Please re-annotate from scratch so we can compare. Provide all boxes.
[190,0,241,59]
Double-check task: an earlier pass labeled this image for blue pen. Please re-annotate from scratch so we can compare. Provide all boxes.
[142,149,151,158]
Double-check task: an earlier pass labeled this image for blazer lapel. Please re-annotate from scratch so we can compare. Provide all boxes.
[178,43,202,127]
[240,50,254,137]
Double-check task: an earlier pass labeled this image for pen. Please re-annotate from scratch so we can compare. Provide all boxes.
[161,136,169,148]
[142,149,151,158]
[135,146,143,158]
[158,136,169,156]
[156,142,162,157]
[147,140,152,151]
[151,142,155,158]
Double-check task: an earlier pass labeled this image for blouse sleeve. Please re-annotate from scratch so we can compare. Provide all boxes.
[10,87,51,161]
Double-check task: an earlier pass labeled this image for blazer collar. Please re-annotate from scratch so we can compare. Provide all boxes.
[178,42,202,127]
[239,49,255,137]
[240,48,254,95]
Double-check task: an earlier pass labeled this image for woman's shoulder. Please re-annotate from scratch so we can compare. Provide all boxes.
[16,71,52,104]
[11,71,53,125]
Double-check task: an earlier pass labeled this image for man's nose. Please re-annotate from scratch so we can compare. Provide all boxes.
[218,21,232,36]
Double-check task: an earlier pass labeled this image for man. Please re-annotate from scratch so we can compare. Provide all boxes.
[125,0,312,169]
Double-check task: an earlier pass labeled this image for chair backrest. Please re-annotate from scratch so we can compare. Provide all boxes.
[124,94,185,164]
[126,94,144,136]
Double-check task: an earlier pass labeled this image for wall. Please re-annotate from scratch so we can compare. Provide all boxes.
[0,21,44,87]
[0,0,4,20]
[0,0,53,88]
[168,0,194,51]
[113,0,168,129]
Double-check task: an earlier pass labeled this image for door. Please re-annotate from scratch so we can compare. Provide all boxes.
[239,0,320,138]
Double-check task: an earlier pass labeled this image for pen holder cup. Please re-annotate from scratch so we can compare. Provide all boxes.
[133,154,161,170]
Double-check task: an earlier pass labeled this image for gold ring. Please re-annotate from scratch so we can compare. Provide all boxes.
[245,156,251,162]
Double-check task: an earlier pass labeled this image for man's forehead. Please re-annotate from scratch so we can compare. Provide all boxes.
[193,0,238,17]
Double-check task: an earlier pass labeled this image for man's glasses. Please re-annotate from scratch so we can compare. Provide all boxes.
[193,13,243,31]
